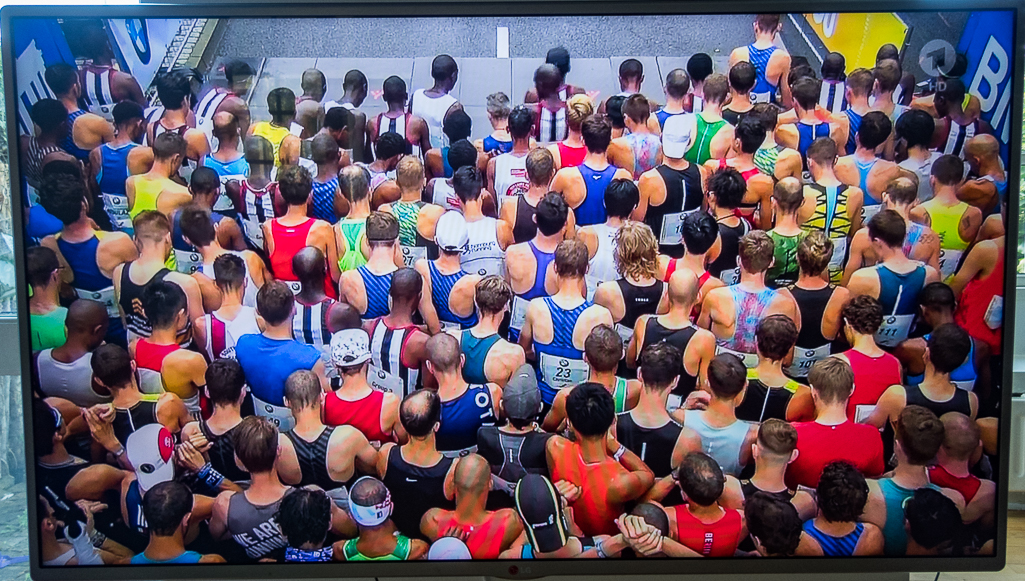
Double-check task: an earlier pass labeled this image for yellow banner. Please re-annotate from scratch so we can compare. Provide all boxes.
[804,13,909,71]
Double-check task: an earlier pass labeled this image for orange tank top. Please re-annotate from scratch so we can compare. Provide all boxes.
[435,512,508,559]
[549,441,629,536]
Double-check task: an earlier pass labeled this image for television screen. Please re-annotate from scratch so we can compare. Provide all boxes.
[4,2,1018,579]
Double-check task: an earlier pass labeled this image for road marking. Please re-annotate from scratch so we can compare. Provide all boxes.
[497,27,509,59]
[788,13,824,64]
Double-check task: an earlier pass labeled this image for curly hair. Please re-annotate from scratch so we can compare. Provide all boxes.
[614,221,660,281]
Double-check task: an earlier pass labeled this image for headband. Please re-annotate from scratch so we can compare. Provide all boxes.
[349,477,393,527]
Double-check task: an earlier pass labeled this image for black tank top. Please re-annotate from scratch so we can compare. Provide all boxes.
[736,375,796,423]
[615,412,682,479]
[382,446,455,540]
[722,108,750,127]
[119,264,173,338]
[199,421,250,483]
[707,218,750,281]
[112,399,159,446]
[642,318,699,397]
[476,427,552,485]
[789,284,837,347]
[904,385,972,418]
[513,195,538,244]
[285,427,344,491]
[740,479,796,503]
[38,458,89,514]
[645,164,703,257]
[617,279,665,330]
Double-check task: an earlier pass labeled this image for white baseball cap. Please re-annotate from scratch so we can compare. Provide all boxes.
[661,113,696,159]
[330,328,371,367]
[428,536,473,560]
[434,211,469,253]
[126,423,176,492]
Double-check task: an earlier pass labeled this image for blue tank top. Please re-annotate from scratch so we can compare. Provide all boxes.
[461,331,502,385]
[311,176,340,223]
[802,520,865,557]
[575,164,618,226]
[534,296,591,403]
[522,241,556,300]
[748,44,779,101]
[358,266,394,319]
[235,334,322,406]
[97,142,137,197]
[204,155,249,180]
[655,109,684,130]
[55,235,112,291]
[63,110,92,161]
[482,135,513,155]
[879,478,937,556]
[442,147,454,178]
[429,261,478,328]
[131,551,204,564]
[797,122,830,166]
[845,109,863,154]
[856,158,880,205]
[876,264,926,317]
[906,333,977,386]
[436,384,496,453]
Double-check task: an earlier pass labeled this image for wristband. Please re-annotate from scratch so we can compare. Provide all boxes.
[196,463,225,490]
[613,445,626,462]
[112,445,126,457]
[595,540,608,559]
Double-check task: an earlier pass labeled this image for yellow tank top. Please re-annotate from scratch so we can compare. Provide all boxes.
[251,122,291,167]
[129,176,167,219]
[922,198,970,250]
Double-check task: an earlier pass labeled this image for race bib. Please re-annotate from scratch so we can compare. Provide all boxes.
[953,378,976,391]
[136,368,165,395]
[241,218,265,251]
[862,204,882,223]
[101,193,132,232]
[750,91,772,104]
[284,280,302,295]
[510,296,530,333]
[666,394,683,413]
[937,248,964,280]
[439,320,461,334]
[368,365,404,396]
[88,103,115,123]
[660,211,688,246]
[786,343,831,379]
[173,248,203,275]
[213,190,237,213]
[401,245,427,268]
[440,446,478,459]
[615,323,634,357]
[73,285,119,318]
[984,295,1003,330]
[828,236,848,271]
[584,275,600,302]
[874,314,914,347]
[719,267,741,286]
[253,395,295,432]
[539,352,589,390]
[716,344,759,368]
[854,404,876,425]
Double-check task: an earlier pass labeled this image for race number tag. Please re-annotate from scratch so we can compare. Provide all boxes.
[953,378,976,391]
[253,395,296,432]
[786,343,831,379]
[137,368,165,395]
[510,296,530,333]
[854,404,877,426]
[615,323,634,357]
[401,246,427,268]
[73,286,119,318]
[750,91,772,104]
[539,353,589,390]
[716,344,759,368]
[719,267,741,286]
[439,320,460,333]
[660,212,687,246]
[173,249,203,275]
[285,281,302,295]
[101,193,132,232]
[584,275,600,302]
[828,237,848,271]
[368,365,403,396]
[874,314,914,347]
[937,248,964,280]
[666,394,683,413]
[862,204,882,223]
[984,296,1003,330]
[241,218,265,251]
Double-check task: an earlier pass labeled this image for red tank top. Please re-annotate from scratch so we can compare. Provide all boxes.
[135,339,180,373]
[955,252,1003,354]
[269,218,337,298]
[557,141,587,168]
[843,349,903,421]
[674,506,743,557]
[549,442,629,535]
[435,512,508,559]
[928,464,981,503]
[323,389,392,443]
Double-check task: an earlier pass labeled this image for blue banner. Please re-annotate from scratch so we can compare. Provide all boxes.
[957,10,1016,166]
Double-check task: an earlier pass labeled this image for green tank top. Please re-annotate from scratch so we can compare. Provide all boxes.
[391,200,424,247]
[879,478,937,556]
[336,218,368,272]
[613,377,628,413]
[341,535,411,561]
[31,307,68,351]
[766,230,804,288]
[684,112,727,165]
[753,145,783,177]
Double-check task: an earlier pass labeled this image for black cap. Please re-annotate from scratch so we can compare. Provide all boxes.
[515,474,568,554]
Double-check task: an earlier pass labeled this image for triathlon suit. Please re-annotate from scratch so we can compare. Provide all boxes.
[675,506,744,557]
[615,412,682,481]
[906,332,977,391]
[534,100,567,143]
[225,489,293,561]
[63,109,92,161]
[118,265,177,341]
[512,195,539,243]
[753,144,785,177]
[955,251,1003,354]
[898,153,943,203]
[920,198,971,279]
[721,107,750,126]
[461,331,503,385]
[819,80,848,115]
[927,465,982,504]
[235,334,321,432]
[336,217,369,272]
[644,163,703,257]
[310,176,340,223]
[250,121,296,167]
[202,155,249,219]
[269,218,336,298]
[735,369,800,423]
[198,421,249,483]
[56,233,125,346]
[440,147,454,178]
[150,123,200,181]
[494,152,530,208]
[437,384,496,457]
[340,536,412,561]
[131,551,204,565]
[801,183,852,282]
[367,319,422,398]
[939,117,979,159]
[902,220,927,260]
[873,264,926,347]
[111,395,160,446]
[715,286,778,368]
[172,209,224,275]
[904,384,972,419]
[411,89,458,149]
[431,178,460,210]
[706,217,750,285]
[625,133,661,180]
[393,200,431,267]
[747,44,779,103]
[844,109,864,153]
[462,217,505,277]
[357,266,394,320]
[766,230,803,288]
[740,480,796,504]
[715,160,761,226]
[684,112,728,165]
[482,134,513,155]
[429,261,478,331]
[96,142,138,233]
[237,180,278,252]
[377,112,421,158]
[323,387,392,444]
[195,88,233,138]
[856,157,883,218]
[556,141,587,168]
[533,297,593,405]
[613,279,665,357]
[584,224,619,302]
[135,338,202,415]
[641,318,700,408]
[285,426,349,491]
[844,349,903,422]
[575,164,619,226]
[655,108,686,130]
[787,284,837,379]
[381,447,455,539]
[803,521,866,557]
[796,122,832,169]
[293,297,337,359]
[549,440,630,535]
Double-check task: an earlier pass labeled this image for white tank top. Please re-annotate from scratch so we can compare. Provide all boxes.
[432,179,461,211]
[461,216,505,277]
[200,254,259,307]
[201,307,260,360]
[493,152,530,205]
[411,89,458,149]
[35,350,110,407]
[585,223,620,300]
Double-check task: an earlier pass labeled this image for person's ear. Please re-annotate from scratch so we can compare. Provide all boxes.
[789,449,800,464]
[459,354,466,369]
[181,511,192,533]
[426,360,436,375]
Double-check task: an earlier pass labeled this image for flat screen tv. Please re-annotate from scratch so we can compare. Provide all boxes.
[3,0,1020,579]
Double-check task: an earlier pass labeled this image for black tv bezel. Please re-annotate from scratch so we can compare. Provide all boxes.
[4,1,1021,579]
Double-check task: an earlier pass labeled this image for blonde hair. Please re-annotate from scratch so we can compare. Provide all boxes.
[566,94,594,131]
[396,156,424,191]
[614,221,660,281]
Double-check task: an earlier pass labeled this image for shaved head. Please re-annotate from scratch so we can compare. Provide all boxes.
[333,302,363,331]
[390,267,422,306]
[668,269,700,308]
[311,133,340,165]
[940,412,981,461]
[212,111,239,141]
[534,64,562,95]
[66,299,109,345]
[453,453,490,496]
[350,476,389,507]
[965,134,1000,160]
[292,246,326,284]
[426,333,462,373]
[301,68,326,97]
[245,135,274,165]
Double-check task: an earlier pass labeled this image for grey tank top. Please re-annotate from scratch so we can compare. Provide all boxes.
[226,488,293,560]
[683,410,751,477]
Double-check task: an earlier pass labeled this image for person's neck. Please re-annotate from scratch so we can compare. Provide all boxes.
[249,168,273,184]
[563,129,584,147]
[679,252,707,275]
[938,455,971,477]
[892,461,929,488]
[525,185,547,204]
[347,198,372,219]
[705,397,738,422]
[885,202,912,221]
[511,137,531,154]
[292,408,326,435]
[429,82,451,95]
[367,246,397,270]
[111,384,142,408]
[854,147,877,162]
[209,405,243,429]
[383,305,416,328]
[754,357,786,382]
[687,502,724,519]
[462,200,485,221]
[532,232,561,253]
[904,145,930,162]
[621,82,641,94]
[148,161,176,181]
[577,435,609,464]
[436,372,468,398]
[30,286,60,311]
[163,108,189,127]
[39,444,72,466]
[369,159,390,173]
[925,311,956,329]
[661,303,695,326]
[490,119,509,133]
[812,515,857,537]
[711,204,735,220]
[583,151,609,167]
[663,96,685,113]
[795,272,828,290]
[554,278,586,302]
[733,151,755,166]
[932,185,959,205]
[605,215,627,229]
[197,241,226,262]
[978,158,1005,178]
[386,102,405,115]
[773,213,801,233]
[247,470,286,495]
[662,155,691,170]
[473,313,503,336]
[753,31,776,47]
[340,373,372,396]
[342,92,360,106]
[729,93,752,109]
[760,135,777,149]
[921,367,956,394]
[403,435,441,462]
[625,121,651,135]
[848,96,870,114]
[750,461,788,492]
[147,326,179,346]
[110,131,136,148]
[271,116,293,129]
[874,91,896,108]
[704,102,724,117]
[143,533,188,561]
[588,369,618,392]
[692,82,704,98]
[214,139,240,158]
[51,335,90,363]
[138,244,169,266]
[814,402,848,426]
[263,322,294,340]
[796,107,818,123]
[433,252,461,273]
[59,95,80,113]
[398,187,421,202]
[878,246,911,267]
[738,271,768,291]
[317,162,341,181]
[851,332,884,356]
[284,205,309,221]
[454,492,489,524]
[61,216,97,241]
[634,389,671,422]
[216,290,245,313]
[812,168,841,186]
